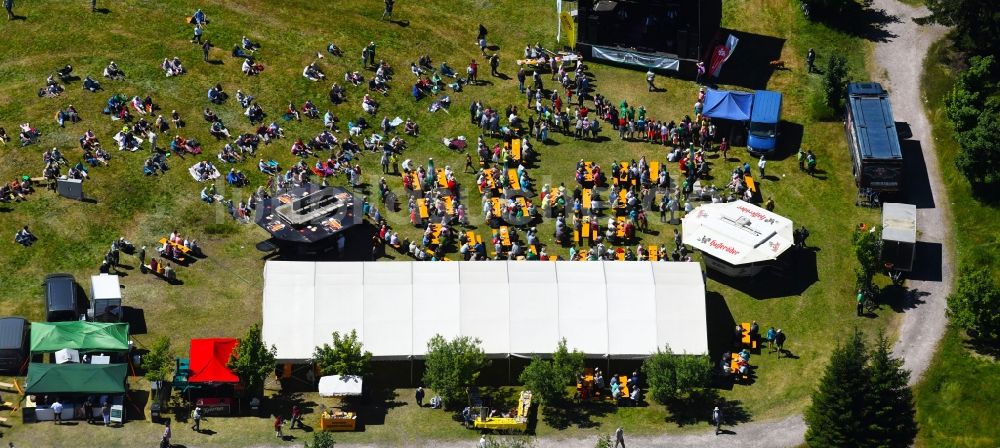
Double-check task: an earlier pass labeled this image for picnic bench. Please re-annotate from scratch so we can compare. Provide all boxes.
[616,216,626,239]
[430,224,442,245]
[582,188,592,210]
[158,238,191,262]
[444,196,455,215]
[741,322,758,350]
[507,169,520,191]
[499,226,512,248]
[490,197,502,218]
[583,161,594,184]
[437,169,448,189]
[466,231,483,245]
[649,160,660,184]
[744,175,757,196]
[510,139,522,162]
[648,245,659,261]
[417,198,430,221]
[410,171,422,192]
[516,197,530,218]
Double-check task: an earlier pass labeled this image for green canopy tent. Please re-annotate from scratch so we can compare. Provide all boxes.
[25,363,127,394]
[30,322,129,354]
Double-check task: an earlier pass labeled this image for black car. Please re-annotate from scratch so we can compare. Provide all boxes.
[43,273,82,322]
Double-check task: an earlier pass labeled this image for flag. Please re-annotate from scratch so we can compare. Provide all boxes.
[556,0,562,42]
[709,34,739,78]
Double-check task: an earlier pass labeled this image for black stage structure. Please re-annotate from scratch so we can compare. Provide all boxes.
[574,0,722,75]
[254,185,364,258]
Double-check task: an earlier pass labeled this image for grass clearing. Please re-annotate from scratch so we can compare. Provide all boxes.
[912,37,1000,448]
[0,0,897,445]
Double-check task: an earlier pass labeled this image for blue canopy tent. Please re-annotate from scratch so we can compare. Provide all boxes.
[703,89,754,121]
[703,89,754,147]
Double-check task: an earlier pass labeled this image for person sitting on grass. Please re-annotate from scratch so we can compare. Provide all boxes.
[329,82,346,104]
[207,84,226,104]
[323,110,339,131]
[258,158,278,175]
[361,94,378,115]
[242,57,263,76]
[345,71,364,86]
[245,102,265,124]
[290,138,312,158]
[303,62,325,81]
[209,120,231,140]
[161,57,185,77]
[236,89,253,109]
[439,61,455,77]
[203,107,218,123]
[301,100,319,119]
[226,168,247,187]
[404,118,418,136]
[232,45,252,59]
[241,35,260,51]
[14,225,36,247]
[103,61,125,80]
[82,75,101,92]
[326,43,343,56]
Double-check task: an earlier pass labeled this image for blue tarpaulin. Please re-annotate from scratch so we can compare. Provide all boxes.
[703,89,754,121]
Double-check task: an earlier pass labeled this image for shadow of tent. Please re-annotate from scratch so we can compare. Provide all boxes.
[706,248,819,299]
[908,241,943,282]
[705,291,736,357]
[121,306,148,334]
[713,29,785,90]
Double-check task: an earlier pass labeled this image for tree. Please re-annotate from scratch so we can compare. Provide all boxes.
[805,329,870,447]
[641,345,712,404]
[823,55,848,110]
[422,335,488,408]
[955,111,1000,189]
[229,323,277,396]
[518,339,583,404]
[519,357,564,404]
[313,330,372,377]
[550,338,584,389]
[947,267,1000,340]
[143,336,174,383]
[919,0,1000,58]
[865,333,917,447]
[852,226,882,291]
[945,56,996,134]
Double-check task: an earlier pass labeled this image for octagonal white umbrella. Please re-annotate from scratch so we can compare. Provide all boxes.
[681,200,794,266]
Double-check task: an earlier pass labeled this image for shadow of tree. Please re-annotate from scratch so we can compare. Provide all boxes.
[664,389,751,427]
[541,399,616,430]
[808,2,900,42]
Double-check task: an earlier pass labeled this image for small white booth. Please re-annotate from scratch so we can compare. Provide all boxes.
[682,200,794,277]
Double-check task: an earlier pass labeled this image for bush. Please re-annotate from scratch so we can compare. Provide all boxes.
[823,55,849,110]
[852,226,882,291]
[422,335,488,408]
[947,267,1000,340]
[305,431,336,448]
[313,330,372,377]
[641,345,712,404]
[228,323,277,396]
[143,336,174,382]
[808,82,838,121]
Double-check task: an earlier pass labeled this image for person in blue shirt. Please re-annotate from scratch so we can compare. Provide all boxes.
[192,8,206,25]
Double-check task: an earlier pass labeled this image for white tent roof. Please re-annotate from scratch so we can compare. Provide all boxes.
[682,200,794,265]
[262,261,708,361]
[881,203,916,244]
[318,375,363,397]
[91,274,121,300]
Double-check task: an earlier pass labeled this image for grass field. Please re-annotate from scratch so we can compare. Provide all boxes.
[912,38,1000,448]
[0,0,898,446]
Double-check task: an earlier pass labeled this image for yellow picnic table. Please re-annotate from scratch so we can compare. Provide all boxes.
[516,197,530,217]
[500,226,511,247]
[490,197,502,218]
[583,162,594,183]
[649,160,660,181]
[582,188,592,210]
[431,224,442,245]
[444,196,455,215]
[616,217,626,238]
[410,172,422,192]
[648,245,659,261]
[437,169,448,188]
[507,169,520,190]
[417,199,429,219]
[510,139,522,161]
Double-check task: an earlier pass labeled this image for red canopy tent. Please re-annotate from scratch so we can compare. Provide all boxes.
[189,338,239,383]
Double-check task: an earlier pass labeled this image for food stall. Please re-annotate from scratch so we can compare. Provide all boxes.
[174,338,240,416]
[24,362,127,423]
[318,375,361,431]
[470,390,532,432]
[880,202,916,279]
[682,200,795,277]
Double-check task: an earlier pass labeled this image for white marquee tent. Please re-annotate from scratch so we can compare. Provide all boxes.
[262,261,708,362]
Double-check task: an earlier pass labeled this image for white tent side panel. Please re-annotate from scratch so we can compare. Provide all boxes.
[363,263,413,358]
[652,262,709,355]
[555,262,609,356]
[459,262,510,356]
[604,262,658,356]
[314,262,365,353]
[412,262,461,357]
[263,261,317,362]
[507,262,560,356]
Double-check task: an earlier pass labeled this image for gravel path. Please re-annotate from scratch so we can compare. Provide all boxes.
[265,3,952,447]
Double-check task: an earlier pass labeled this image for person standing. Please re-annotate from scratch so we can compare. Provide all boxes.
[100,401,110,425]
[83,399,94,424]
[659,195,668,223]
[719,137,729,161]
[191,406,202,431]
[856,289,865,317]
[289,405,302,429]
[489,53,499,77]
[516,66,525,93]
[91,0,96,13]
[192,23,203,44]
[415,386,425,407]
[696,60,706,84]
[273,414,284,438]
[162,420,172,447]
[202,40,212,62]
[757,155,766,179]
[797,147,805,171]
[51,399,63,425]
[806,48,816,73]
[614,426,625,448]
[673,228,682,251]
[712,406,723,435]
[465,154,475,173]
[774,329,786,357]
[4,0,13,20]
[646,69,655,92]
[382,0,394,21]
